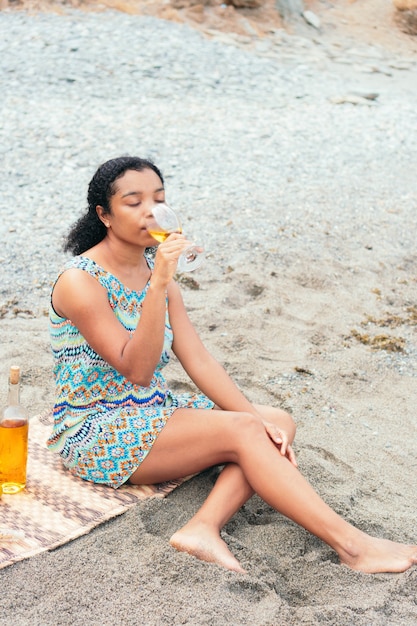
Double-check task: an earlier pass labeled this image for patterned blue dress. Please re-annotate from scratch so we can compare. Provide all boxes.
[47,255,214,488]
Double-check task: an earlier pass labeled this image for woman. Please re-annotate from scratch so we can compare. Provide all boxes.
[48,155,417,575]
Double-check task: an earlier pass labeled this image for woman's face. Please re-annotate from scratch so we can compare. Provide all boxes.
[100,168,165,248]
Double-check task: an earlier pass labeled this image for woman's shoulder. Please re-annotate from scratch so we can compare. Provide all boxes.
[63,254,100,272]
[56,251,156,296]
[57,255,109,281]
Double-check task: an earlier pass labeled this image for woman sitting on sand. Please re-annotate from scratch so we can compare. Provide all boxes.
[47,155,417,575]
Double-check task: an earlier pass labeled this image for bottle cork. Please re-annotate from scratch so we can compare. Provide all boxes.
[9,365,21,385]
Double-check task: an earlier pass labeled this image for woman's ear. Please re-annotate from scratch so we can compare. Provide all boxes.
[96,205,110,228]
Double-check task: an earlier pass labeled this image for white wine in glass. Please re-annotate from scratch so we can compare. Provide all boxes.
[147,227,182,244]
[147,203,204,272]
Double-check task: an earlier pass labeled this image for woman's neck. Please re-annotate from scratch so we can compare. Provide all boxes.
[84,237,151,291]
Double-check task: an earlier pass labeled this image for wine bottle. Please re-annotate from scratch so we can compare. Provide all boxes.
[0,365,29,494]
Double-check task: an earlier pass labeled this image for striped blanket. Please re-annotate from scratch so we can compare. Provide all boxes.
[0,412,187,570]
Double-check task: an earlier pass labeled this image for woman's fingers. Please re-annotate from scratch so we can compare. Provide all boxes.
[158,234,192,261]
[287,444,298,467]
[264,421,297,467]
[265,422,287,451]
[153,234,192,281]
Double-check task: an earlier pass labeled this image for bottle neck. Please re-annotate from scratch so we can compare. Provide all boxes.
[7,382,21,406]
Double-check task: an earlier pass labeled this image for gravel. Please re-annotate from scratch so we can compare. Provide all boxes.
[1,7,417,314]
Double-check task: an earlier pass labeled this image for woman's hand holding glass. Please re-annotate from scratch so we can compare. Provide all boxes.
[147,203,204,272]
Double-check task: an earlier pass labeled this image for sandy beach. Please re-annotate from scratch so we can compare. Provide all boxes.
[1,1,417,624]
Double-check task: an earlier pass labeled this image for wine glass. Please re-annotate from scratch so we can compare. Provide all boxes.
[147,203,204,272]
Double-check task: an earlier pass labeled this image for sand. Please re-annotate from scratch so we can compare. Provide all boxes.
[1,1,417,624]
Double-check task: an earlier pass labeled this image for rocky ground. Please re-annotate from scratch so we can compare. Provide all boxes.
[3,0,417,51]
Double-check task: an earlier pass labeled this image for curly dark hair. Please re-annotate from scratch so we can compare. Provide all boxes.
[64,156,164,255]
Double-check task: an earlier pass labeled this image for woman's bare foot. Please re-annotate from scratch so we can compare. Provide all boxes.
[338,531,417,573]
[169,520,246,574]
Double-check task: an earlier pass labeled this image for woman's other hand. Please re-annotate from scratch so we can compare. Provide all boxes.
[263,421,298,467]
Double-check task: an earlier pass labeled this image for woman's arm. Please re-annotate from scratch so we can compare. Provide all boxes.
[52,236,188,386]
[169,283,297,464]
[52,268,168,386]
[169,281,262,416]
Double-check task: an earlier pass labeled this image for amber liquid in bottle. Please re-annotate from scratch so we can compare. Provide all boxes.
[0,365,29,494]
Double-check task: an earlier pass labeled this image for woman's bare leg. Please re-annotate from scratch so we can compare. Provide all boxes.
[131,408,417,574]
[170,463,253,572]
[169,405,294,572]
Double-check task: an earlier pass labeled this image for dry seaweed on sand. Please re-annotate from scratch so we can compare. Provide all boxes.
[361,306,417,329]
[349,329,406,352]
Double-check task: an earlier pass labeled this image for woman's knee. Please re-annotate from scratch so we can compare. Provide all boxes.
[281,410,296,442]
[230,411,268,446]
